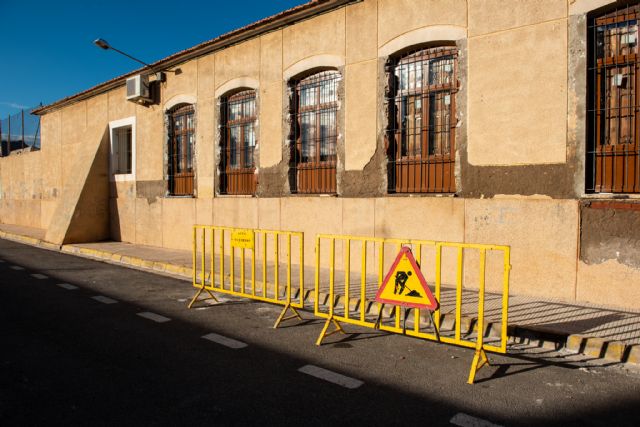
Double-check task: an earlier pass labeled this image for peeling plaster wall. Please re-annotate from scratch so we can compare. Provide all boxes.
[3,0,640,308]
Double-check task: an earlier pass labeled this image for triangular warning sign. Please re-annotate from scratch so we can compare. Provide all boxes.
[375,246,438,310]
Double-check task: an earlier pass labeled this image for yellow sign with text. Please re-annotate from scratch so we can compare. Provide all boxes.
[231,229,255,250]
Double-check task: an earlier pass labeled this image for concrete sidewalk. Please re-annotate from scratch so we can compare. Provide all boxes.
[2,222,639,365]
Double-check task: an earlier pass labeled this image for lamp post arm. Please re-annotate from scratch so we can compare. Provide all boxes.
[108,46,153,69]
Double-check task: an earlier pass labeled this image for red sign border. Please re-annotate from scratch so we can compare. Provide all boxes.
[374,246,438,310]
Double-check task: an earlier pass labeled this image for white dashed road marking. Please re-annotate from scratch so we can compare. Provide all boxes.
[10,266,24,271]
[202,333,248,349]
[137,312,171,323]
[450,413,503,427]
[298,365,364,389]
[57,283,78,290]
[31,273,48,279]
[91,295,118,304]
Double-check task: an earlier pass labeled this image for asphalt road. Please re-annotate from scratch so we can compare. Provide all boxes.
[1,238,639,426]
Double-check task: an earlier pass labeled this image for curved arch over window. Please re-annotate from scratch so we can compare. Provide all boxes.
[290,69,341,194]
[386,46,458,193]
[167,103,195,196]
[220,89,257,195]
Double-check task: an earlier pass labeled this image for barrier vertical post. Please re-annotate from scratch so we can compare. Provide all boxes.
[435,245,442,331]
[188,227,218,308]
[251,236,256,296]
[262,232,267,297]
[501,248,511,353]
[455,246,463,341]
[241,248,246,294]
[316,237,345,345]
[360,241,366,322]
[220,229,225,290]
[468,249,489,384]
[274,233,302,328]
[345,239,350,320]
[275,235,280,298]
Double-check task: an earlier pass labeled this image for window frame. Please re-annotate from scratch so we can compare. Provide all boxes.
[167,103,195,197]
[219,89,258,195]
[290,69,341,195]
[386,45,458,194]
[108,116,136,182]
[587,4,640,194]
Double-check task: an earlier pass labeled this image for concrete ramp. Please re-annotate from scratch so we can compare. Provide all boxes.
[44,128,110,245]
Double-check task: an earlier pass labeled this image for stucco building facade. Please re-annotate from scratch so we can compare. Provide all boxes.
[1,0,639,309]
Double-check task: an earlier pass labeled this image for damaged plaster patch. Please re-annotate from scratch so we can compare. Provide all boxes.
[580,204,640,268]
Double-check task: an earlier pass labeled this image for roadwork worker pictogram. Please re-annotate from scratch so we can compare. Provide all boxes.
[394,271,421,297]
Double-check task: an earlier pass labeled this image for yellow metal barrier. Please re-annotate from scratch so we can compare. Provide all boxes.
[190,225,305,328]
[313,234,510,384]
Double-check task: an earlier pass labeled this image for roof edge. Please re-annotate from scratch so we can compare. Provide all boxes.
[33,0,357,115]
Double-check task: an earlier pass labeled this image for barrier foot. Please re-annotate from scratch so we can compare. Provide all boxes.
[188,287,219,309]
[315,317,345,346]
[427,310,441,342]
[374,304,385,329]
[273,304,303,329]
[467,348,490,384]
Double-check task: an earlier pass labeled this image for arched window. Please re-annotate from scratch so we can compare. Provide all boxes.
[220,90,257,195]
[168,103,195,196]
[290,70,341,194]
[386,46,457,193]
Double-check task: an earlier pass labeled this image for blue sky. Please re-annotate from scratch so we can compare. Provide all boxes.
[0,0,306,118]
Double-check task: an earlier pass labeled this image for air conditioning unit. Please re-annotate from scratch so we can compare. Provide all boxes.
[126,74,151,103]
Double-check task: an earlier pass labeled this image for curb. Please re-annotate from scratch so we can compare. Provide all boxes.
[2,230,638,366]
[566,334,635,363]
[59,244,194,280]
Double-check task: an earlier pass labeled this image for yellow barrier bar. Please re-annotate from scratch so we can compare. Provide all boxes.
[287,234,292,304]
[414,244,422,334]
[211,228,215,289]
[378,241,384,319]
[192,227,197,286]
[395,242,401,330]
[502,248,511,353]
[455,246,463,341]
[241,248,246,294]
[230,245,235,292]
[468,249,489,384]
[345,240,350,320]
[315,236,320,315]
[263,232,267,297]
[478,249,486,347]
[275,235,280,300]
[192,226,304,323]
[251,240,256,296]
[313,234,510,384]
[435,244,442,331]
[299,234,304,308]
[220,229,225,290]
[330,238,335,318]
[361,241,366,322]
[201,228,206,287]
